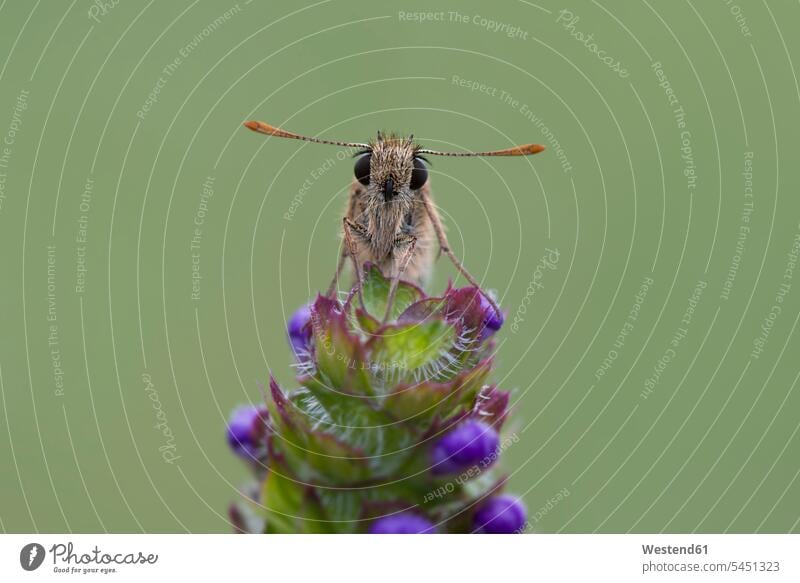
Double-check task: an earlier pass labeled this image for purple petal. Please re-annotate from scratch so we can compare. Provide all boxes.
[369,512,435,534]
[479,292,504,331]
[431,419,500,475]
[226,404,268,458]
[287,303,313,356]
[444,287,504,340]
[473,494,527,534]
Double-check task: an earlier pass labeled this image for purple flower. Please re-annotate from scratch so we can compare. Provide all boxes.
[431,419,500,475]
[369,512,435,534]
[438,286,504,341]
[287,303,313,357]
[480,292,504,332]
[226,405,267,459]
[473,494,527,534]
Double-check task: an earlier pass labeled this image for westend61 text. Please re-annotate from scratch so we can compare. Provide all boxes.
[642,544,708,555]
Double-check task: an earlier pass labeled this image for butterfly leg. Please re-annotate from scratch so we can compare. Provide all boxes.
[419,188,502,319]
[382,234,418,324]
[326,248,347,299]
[342,217,369,311]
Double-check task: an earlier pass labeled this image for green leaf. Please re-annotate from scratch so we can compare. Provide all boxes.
[270,380,373,485]
[281,426,372,485]
[313,314,373,396]
[382,358,493,422]
[262,470,304,533]
[354,307,381,335]
[315,490,362,533]
[316,486,422,533]
[361,264,423,321]
[291,385,418,477]
[369,319,456,378]
[261,470,330,533]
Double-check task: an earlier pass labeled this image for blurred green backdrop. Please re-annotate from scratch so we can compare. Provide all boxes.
[0,0,798,533]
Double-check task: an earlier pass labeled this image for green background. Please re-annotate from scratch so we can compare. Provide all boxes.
[0,0,798,533]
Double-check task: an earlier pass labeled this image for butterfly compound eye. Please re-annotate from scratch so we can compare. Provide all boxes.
[354,153,371,186]
[409,157,428,190]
